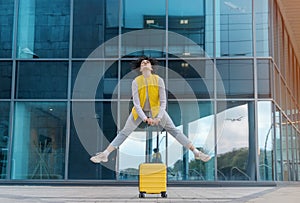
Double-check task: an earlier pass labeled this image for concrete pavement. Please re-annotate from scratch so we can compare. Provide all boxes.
[0,183,299,202]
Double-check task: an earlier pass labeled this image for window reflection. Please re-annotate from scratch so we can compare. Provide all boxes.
[281,116,288,181]
[17,0,70,58]
[257,60,271,98]
[72,61,118,99]
[257,101,273,181]
[0,0,14,58]
[216,0,252,57]
[118,131,146,180]
[167,101,214,181]
[168,0,213,57]
[217,101,254,180]
[122,0,166,32]
[73,0,119,58]
[0,102,10,179]
[0,62,12,99]
[69,101,117,180]
[275,108,282,180]
[16,62,68,99]
[168,60,214,99]
[255,0,269,56]
[12,102,66,179]
[216,60,254,98]
[121,0,166,57]
[287,124,294,180]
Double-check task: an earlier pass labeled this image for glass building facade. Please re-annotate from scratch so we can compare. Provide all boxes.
[0,0,299,183]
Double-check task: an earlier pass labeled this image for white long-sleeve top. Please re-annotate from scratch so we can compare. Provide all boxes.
[131,76,166,121]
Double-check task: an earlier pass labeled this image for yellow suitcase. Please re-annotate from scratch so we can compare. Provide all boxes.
[139,163,167,198]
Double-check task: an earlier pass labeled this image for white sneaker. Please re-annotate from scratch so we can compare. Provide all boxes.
[194,151,211,162]
[90,152,108,163]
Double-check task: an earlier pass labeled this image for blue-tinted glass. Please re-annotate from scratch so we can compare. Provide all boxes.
[216,60,254,98]
[258,101,274,180]
[168,0,213,58]
[217,101,255,180]
[168,60,213,99]
[72,61,118,99]
[258,60,271,98]
[275,108,282,180]
[17,0,70,58]
[12,102,66,179]
[0,102,10,179]
[281,116,288,180]
[0,0,14,58]
[16,62,68,99]
[167,101,214,181]
[73,0,119,58]
[69,101,117,179]
[255,0,270,56]
[216,0,253,57]
[121,0,166,58]
[0,62,12,99]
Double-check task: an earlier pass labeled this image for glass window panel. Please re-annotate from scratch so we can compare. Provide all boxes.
[291,127,297,181]
[280,80,286,113]
[255,0,269,57]
[275,108,282,180]
[217,101,255,181]
[73,0,120,58]
[0,62,12,99]
[216,60,254,98]
[274,68,280,105]
[287,123,294,180]
[287,122,295,181]
[273,3,279,65]
[17,0,70,58]
[257,101,273,181]
[216,0,253,57]
[69,101,117,179]
[0,0,14,58]
[167,101,214,181]
[282,116,288,181]
[16,62,68,99]
[11,102,66,179]
[257,60,271,98]
[168,0,213,58]
[0,102,10,179]
[168,60,214,99]
[72,60,118,100]
[121,0,166,58]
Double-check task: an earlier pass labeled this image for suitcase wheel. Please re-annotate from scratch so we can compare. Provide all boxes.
[161,192,167,198]
[139,192,145,198]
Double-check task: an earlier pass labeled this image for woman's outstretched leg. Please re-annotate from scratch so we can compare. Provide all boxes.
[160,111,211,162]
[90,113,142,163]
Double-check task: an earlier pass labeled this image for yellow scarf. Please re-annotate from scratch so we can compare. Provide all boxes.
[132,74,160,120]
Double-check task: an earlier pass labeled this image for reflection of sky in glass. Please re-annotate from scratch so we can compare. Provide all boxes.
[189,115,214,150]
[119,132,146,170]
[258,101,273,151]
[217,104,249,154]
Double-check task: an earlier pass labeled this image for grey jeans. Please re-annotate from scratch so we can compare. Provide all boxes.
[110,110,192,149]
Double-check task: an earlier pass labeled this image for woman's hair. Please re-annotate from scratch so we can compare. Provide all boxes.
[131,56,159,70]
